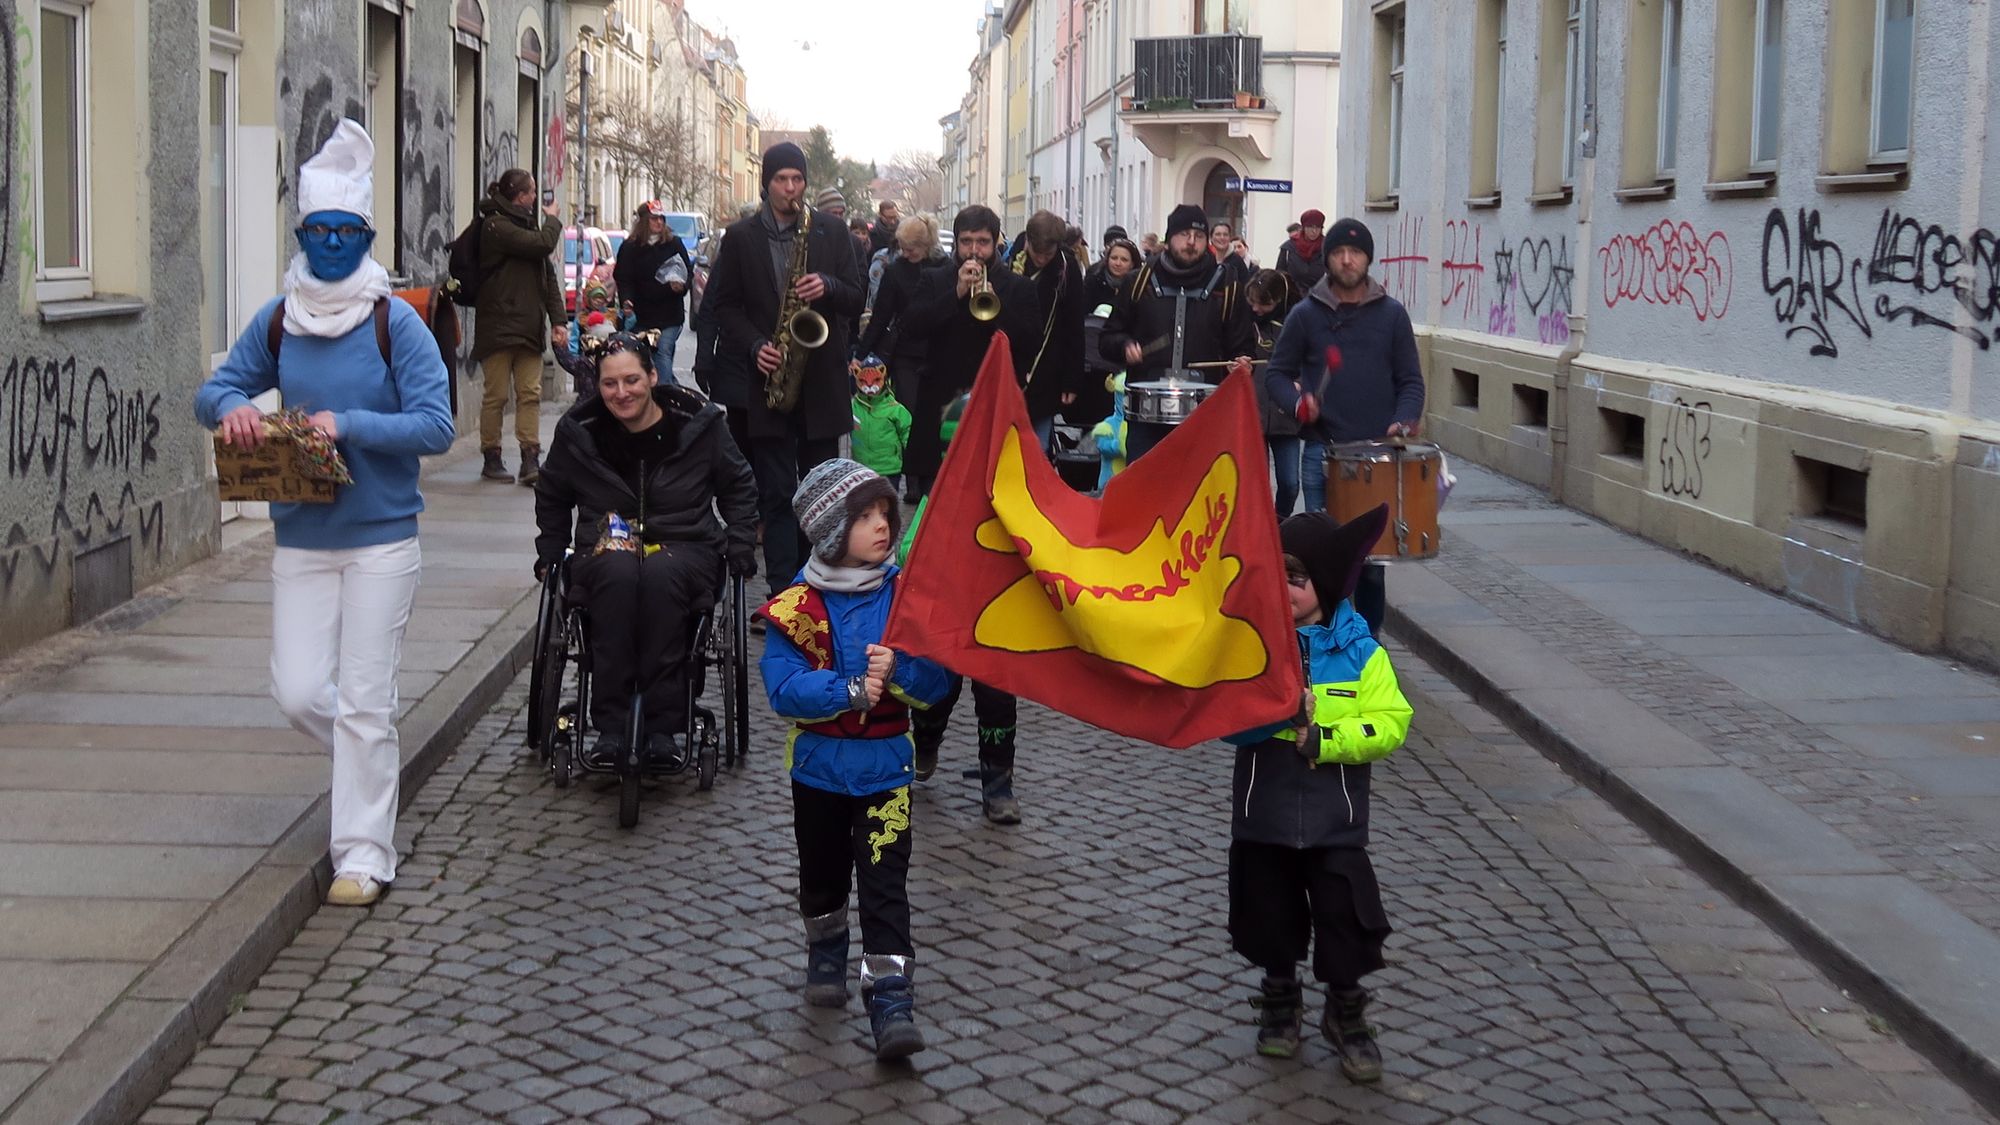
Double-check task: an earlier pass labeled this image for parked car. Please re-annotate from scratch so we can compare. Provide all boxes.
[663,211,705,256]
[561,226,615,314]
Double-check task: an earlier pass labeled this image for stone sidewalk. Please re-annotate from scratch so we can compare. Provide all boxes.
[1387,459,2000,1112]
[0,415,553,1125]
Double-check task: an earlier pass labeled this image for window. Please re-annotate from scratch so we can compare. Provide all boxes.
[1470,0,1506,201]
[1871,0,1914,161]
[1387,14,1405,193]
[1618,0,1680,192]
[1658,0,1682,176]
[37,1,90,297]
[203,54,237,359]
[1750,0,1783,172]
[1562,0,1582,185]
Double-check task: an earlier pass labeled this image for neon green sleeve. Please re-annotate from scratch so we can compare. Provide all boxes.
[897,496,929,566]
[1315,646,1413,765]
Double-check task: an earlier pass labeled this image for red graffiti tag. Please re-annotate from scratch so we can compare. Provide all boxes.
[1597,221,1733,321]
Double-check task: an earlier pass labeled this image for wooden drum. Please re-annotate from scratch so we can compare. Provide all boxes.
[1325,440,1444,559]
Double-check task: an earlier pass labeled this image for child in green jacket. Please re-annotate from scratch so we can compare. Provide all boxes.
[850,355,912,491]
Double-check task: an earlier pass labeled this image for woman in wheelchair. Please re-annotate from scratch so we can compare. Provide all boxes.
[533,332,759,770]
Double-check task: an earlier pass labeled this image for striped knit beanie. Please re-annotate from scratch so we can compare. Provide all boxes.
[793,458,901,564]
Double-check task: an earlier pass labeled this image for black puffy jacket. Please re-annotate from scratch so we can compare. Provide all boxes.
[534,384,758,569]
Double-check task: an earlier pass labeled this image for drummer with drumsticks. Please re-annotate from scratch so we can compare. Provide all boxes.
[1263,217,1427,636]
[1098,204,1257,386]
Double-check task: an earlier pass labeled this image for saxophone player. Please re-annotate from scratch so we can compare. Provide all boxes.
[708,141,865,593]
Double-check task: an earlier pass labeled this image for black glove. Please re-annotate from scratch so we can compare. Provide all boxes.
[727,547,757,580]
[534,557,558,583]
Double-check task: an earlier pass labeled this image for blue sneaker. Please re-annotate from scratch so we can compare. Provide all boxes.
[864,975,925,1060]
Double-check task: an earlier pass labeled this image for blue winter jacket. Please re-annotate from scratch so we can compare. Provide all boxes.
[1224,601,1413,849]
[1264,277,1426,444]
[761,563,953,796]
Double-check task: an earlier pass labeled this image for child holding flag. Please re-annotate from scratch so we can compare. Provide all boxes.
[1224,505,1412,1081]
[757,460,951,1061]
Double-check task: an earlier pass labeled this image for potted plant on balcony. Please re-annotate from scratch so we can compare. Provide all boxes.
[1234,90,1264,110]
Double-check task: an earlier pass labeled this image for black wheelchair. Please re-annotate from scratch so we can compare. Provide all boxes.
[526,551,750,828]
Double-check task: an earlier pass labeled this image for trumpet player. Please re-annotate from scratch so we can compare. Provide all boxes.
[1004,211,1089,450]
[708,141,864,594]
[903,204,1039,500]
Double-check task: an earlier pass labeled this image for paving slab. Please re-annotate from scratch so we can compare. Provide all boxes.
[51,661,441,700]
[1388,457,2000,1110]
[0,960,144,1061]
[0,724,320,753]
[0,897,210,961]
[0,844,264,899]
[0,792,311,846]
[0,748,328,795]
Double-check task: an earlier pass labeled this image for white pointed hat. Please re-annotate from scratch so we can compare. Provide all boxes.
[297,118,376,223]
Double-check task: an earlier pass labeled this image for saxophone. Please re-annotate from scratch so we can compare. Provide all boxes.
[766,205,828,412]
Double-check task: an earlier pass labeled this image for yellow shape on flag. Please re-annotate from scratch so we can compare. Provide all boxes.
[970,426,1268,687]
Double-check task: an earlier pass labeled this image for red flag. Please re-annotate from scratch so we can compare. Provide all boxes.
[884,334,1302,748]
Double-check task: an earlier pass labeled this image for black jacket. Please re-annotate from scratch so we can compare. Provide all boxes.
[1276,238,1327,295]
[904,256,1044,395]
[1264,278,1426,443]
[1098,251,1257,384]
[705,205,865,441]
[870,221,899,257]
[1006,248,1087,421]
[857,251,948,366]
[612,233,693,330]
[534,384,759,570]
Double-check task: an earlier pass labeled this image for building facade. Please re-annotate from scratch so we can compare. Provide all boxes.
[948,0,1341,255]
[0,0,578,656]
[1339,0,2000,666]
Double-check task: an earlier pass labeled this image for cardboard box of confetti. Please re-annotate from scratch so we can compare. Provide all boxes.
[213,432,338,503]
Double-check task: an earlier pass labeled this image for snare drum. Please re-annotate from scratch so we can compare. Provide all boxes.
[1124,374,1217,461]
[1325,440,1444,559]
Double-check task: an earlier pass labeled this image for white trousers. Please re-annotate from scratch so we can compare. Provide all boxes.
[270,537,421,883]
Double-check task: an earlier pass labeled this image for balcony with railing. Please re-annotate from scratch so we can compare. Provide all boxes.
[1120,35,1280,159]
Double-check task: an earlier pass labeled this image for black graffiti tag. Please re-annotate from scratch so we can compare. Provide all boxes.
[1761,208,1872,359]
[1866,210,2000,349]
[1659,398,1713,500]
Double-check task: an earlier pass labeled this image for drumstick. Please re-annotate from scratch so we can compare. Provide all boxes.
[1184,359,1268,368]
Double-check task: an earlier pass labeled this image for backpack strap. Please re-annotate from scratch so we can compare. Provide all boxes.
[265,297,393,364]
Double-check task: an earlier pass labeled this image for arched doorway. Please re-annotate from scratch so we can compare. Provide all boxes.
[1200,161,1244,237]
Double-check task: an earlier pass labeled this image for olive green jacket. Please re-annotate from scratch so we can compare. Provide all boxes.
[470,195,563,361]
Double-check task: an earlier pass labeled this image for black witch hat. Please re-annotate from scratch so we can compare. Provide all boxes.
[1278,504,1389,613]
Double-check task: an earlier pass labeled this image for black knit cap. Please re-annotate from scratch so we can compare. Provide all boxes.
[1165,204,1208,239]
[1326,217,1375,263]
[760,142,807,196]
[1279,505,1388,613]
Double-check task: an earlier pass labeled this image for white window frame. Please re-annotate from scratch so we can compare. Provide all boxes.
[1387,14,1405,195]
[1657,0,1682,178]
[1561,0,1581,186]
[1868,0,1914,164]
[1749,0,1783,173]
[34,0,93,301]
[205,41,240,366]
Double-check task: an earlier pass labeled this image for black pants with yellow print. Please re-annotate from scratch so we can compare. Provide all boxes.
[793,779,914,957]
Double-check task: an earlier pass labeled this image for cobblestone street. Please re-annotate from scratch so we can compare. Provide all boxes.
[143,649,1993,1125]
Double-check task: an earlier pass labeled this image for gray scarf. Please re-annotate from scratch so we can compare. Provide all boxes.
[760,204,799,305]
[804,556,886,594]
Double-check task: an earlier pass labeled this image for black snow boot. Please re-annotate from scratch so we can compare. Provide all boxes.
[480,448,510,480]
[862,969,925,1061]
[516,445,541,486]
[1323,988,1383,1083]
[911,716,942,783]
[1251,974,1304,1058]
[977,728,1020,825]
[802,909,849,1008]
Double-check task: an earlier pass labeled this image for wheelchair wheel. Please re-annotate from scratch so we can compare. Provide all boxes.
[695,712,718,792]
[729,577,750,766]
[527,571,560,750]
[619,697,642,829]
[534,609,568,766]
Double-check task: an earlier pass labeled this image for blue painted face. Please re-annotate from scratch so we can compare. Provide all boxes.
[296,210,376,280]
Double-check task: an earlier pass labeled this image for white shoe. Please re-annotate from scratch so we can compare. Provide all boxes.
[326,873,384,906]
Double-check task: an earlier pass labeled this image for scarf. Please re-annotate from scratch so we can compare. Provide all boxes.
[1289,232,1324,261]
[281,254,393,338]
[804,556,887,594]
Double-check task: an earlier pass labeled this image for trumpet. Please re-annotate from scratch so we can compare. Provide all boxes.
[967,261,1002,322]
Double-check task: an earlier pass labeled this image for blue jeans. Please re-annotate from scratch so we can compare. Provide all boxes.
[1300,439,1327,513]
[1269,436,1302,517]
[653,324,684,379]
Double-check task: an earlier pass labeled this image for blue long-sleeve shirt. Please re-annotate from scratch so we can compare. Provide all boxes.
[195,297,455,549]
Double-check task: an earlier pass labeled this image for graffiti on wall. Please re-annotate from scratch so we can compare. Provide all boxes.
[279,73,365,205]
[1489,235,1574,346]
[1377,216,1428,307]
[1658,397,1713,500]
[1761,206,2000,358]
[401,90,454,275]
[0,0,15,284]
[0,355,167,589]
[1439,219,1485,323]
[1597,221,1733,322]
[481,98,518,185]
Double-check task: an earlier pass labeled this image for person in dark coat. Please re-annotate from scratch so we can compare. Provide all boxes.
[1004,210,1087,445]
[472,168,566,485]
[857,215,948,501]
[1276,208,1329,295]
[533,334,759,767]
[705,141,865,593]
[1079,238,1141,429]
[869,200,901,256]
[1247,269,1305,515]
[612,200,694,378]
[899,204,1041,499]
[1099,204,1256,384]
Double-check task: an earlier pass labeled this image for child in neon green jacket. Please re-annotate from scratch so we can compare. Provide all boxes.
[850,356,912,490]
[1222,504,1410,1081]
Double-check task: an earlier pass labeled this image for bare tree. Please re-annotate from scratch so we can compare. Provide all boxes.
[634,101,704,211]
[883,148,948,215]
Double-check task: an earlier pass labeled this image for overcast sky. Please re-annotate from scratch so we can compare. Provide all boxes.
[680,0,993,167]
